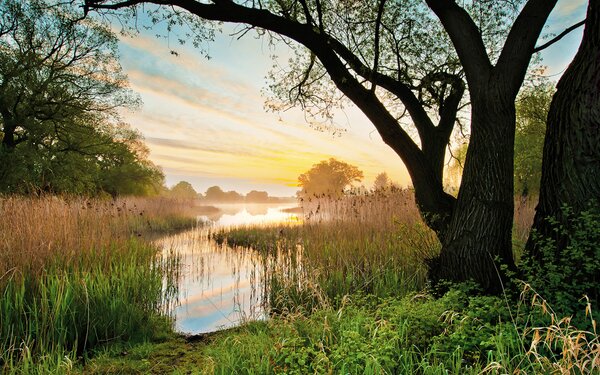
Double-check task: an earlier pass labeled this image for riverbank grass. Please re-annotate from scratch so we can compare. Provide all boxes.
[83,284,599,374]
[0,196,197,373]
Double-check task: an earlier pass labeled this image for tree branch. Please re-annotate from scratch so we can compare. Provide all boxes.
[371,0,386,92]
[533,19,586,53]
[496,0,558,96]
[85,0,457,227]
[425,0,491,92]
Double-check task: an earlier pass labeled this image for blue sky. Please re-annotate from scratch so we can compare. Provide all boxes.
[116,0,588,196]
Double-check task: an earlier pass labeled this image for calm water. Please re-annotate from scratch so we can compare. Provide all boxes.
[156,203,300,334]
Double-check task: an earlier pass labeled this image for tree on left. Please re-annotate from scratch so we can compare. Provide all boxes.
[0,0,163,196]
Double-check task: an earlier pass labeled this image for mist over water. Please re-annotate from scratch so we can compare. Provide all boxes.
[157,203,299,334]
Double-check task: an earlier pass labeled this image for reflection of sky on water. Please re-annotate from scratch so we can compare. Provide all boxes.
[156,203,299,334]
[202,203,300,227]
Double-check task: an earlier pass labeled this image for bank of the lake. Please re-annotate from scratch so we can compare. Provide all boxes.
[0,196,199,374]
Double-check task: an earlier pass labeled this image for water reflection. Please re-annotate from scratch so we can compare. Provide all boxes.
[157,203,299,334]
[200,203,300,226]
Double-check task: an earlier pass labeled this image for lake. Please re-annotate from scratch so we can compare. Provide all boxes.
[156,203,300,334]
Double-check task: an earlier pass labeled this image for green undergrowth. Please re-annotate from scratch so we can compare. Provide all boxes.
[0,239,179,374]
[82,285,598,374]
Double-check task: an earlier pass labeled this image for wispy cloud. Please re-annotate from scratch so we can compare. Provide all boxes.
[117,31,417,194]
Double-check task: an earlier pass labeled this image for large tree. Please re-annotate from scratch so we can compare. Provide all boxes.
[525,0,600,304]
[0,0,162,196]
[83,0,581,292]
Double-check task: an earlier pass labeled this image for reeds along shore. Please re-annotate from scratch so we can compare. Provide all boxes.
[0,196,194,373]
[211,188,442,311]
[213,188,538,313]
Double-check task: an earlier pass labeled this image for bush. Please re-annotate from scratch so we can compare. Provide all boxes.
[521,203,600,318]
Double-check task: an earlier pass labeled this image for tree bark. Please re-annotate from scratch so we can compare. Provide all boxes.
[428,86,517,293]
[425,0,556,293]
[526,0,600,262]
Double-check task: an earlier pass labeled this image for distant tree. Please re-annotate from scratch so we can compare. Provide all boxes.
[373,172,390,191]
[298,158,363,199]
[246,190,269,203]
[170,181,197,200]
[224,190,244,203]
[205,186,226,202]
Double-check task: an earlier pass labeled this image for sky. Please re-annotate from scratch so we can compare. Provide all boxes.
[115,0,588,197]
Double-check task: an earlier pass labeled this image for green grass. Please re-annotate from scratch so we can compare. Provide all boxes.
[0,196,196,373]
[0,238,178,373]
[82,284,599,374]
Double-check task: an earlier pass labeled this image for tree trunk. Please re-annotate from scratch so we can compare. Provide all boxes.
[0,112,17,150]
[525,0,600,281]
[429,88,517,294]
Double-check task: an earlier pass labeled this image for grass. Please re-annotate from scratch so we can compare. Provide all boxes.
[4,191,596,374]
[0,196,198,373]
[211,188,439,311]
[83,285,599,374]
[196,189,598,374]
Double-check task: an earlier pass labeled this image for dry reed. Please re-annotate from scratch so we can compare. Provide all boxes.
[0,196,197,280]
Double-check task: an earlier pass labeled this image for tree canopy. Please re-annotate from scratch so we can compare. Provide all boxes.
[298,158,363,199]
[372,172,390,191]
[0,0,163,196]
[169,181,198,199]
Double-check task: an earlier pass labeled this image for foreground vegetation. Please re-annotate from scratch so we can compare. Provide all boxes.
[0,196,199,373]
[85,285,599,374]
[80,189,598,374]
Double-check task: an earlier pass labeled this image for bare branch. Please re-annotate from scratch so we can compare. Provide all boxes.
[371,0,386,92]
[533,19,586,53]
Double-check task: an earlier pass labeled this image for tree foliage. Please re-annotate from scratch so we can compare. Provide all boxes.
[0,0,162,196]
[372,172,390,191]
[298,158,363,199]
[169,181,198,199]
[514,83,553,197]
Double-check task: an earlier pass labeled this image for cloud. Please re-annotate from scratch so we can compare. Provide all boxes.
[117,32,413,194]
[554,0,587,17]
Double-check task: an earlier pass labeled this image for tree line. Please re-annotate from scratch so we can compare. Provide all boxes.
[167,181,295,203]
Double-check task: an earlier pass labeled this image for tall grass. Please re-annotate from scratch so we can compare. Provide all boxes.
[0,196,193,373]
[212,188,440,311]
[0,196,196,278]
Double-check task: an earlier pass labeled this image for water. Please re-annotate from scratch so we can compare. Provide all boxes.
[157,203,300,334]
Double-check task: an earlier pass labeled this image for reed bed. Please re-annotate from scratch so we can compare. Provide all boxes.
[0,196,196,278]
[212,188,440,311]
[0,196,194,373]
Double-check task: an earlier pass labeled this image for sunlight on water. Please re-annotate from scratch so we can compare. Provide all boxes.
[156,203,299,334]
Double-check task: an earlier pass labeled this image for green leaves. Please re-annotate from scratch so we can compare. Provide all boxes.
[514,83,554,197]
[0,1,162,196]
